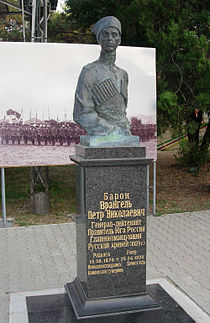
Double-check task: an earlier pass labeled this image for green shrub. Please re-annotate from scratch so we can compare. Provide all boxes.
[175,141,209,172]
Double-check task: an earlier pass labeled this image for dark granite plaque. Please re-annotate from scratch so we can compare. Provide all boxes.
[65,145,164,321]
[83,164,147,298]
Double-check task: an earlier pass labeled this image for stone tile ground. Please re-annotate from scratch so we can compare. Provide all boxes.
[147,211,210,316]
[0,210,209,322]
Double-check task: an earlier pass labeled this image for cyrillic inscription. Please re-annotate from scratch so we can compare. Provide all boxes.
[87,192,146,275]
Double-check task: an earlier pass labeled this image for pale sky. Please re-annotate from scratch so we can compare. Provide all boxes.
[56,0,65,12]
[0,42,156,123]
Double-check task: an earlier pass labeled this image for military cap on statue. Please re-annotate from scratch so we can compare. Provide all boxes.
[92,16,122,40]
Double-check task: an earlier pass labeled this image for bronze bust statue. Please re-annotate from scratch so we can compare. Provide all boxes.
[73,16,139,146]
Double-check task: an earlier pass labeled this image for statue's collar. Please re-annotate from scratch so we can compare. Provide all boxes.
[99,51,116,66]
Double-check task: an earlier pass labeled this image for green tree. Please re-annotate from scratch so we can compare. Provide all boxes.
[64,0,147,46]
[0,27,30,41]
[64,0,210,168]
[0,8,30,41]
[48,12,92,43]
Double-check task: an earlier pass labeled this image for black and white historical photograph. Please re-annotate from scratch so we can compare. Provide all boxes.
[0,42,156,167]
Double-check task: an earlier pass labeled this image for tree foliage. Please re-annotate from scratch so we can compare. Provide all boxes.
[0,12,30,41]
[64,0,147,46]
[0,28,30,41]
[64,0,210,167]
[48,12,93,43]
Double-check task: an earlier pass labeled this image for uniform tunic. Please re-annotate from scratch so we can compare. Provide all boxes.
[73,59,130,136]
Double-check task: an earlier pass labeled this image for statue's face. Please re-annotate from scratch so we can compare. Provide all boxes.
[98,27,121,52]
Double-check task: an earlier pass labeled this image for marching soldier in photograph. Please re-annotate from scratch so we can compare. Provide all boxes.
[37,124,42,145]
[23,124,30,145]
[0,123,4,144]
[6,123,11,144]
[16,123,21,145]
[30,125,36,145]
[42,124,48,145]
[3,124,8,144]
[57,123,65,146]
[49,124,55,146]
[10,124,15,144]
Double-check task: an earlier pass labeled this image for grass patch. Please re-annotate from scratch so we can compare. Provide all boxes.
[1,165,76,226]
[149,151,210,215]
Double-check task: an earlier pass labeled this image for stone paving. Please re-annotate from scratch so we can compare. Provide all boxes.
[0,210,209,322]
[147,210,210,317]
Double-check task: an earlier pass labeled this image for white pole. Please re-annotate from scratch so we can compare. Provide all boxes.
[153,161,156,215]
[1,168,7,227]
[43,0,48,42]
[31,0,36,42]
[146,165,149,216]
[21,0,26,41]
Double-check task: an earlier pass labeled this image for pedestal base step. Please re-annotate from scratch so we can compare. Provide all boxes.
[25,284,195,323]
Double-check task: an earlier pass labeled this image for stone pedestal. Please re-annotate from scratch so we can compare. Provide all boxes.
[80,134,139,147]
[65,145,164,322]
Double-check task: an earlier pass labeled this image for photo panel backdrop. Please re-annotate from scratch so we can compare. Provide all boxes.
[0,42,156,167]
